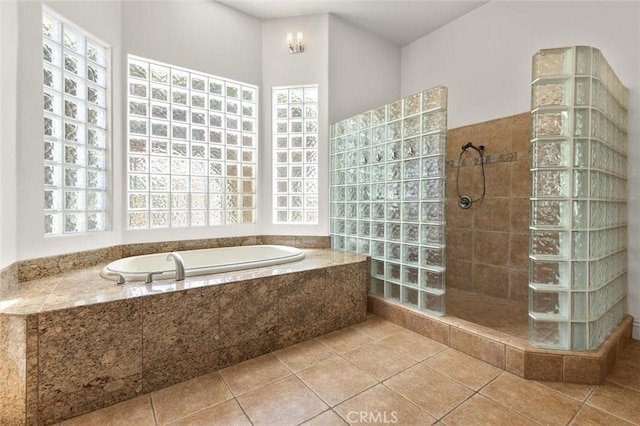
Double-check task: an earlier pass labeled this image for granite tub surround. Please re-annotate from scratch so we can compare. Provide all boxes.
[0,314,27,425]
[0,249,367,425]
[15,235,330,283]
[17,246,122,283]
[370,295,633,385]
[0,262,19,291]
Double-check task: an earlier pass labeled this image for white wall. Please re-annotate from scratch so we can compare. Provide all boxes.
[16,1,123,261]
[260,14,330,235]
[328,14,400,123]
[0,1,18,270]
[122,1,261,89]
[401,1,639,129]
[401,1,640,335]
[121,1,263,244]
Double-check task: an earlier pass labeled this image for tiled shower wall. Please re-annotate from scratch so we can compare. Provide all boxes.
[446,113,531,303]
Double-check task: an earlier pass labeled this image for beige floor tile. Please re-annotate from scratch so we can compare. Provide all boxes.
[619,340,640,365]
[151,371,233,425]
[343,343,416,380]
[379,329,448,361]
[274,338,337,372]
[237,375,327,425]
[571,405,634,426]
[423,348,502,390]
[441,394,537,426]
[607,361,640,392]
[219,353,291,396]
[319,327,375,354]
[301,410,348,425]
[384,364,473,419]
[481,373,580,425]
[335,384,436,425]
[61,395,154,426]
[587,382,640,424]
[166,399,251,426]
[537,381,595,402]
[352,316,407,339]
[297,356,377,406]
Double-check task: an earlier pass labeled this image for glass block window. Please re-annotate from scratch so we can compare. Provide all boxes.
[126,56,258,228]
[272,85,319,224]
[42,11,109,234]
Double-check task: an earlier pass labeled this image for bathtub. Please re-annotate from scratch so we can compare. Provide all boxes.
[101,244,305,282]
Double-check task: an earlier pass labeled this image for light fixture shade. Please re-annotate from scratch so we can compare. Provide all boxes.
[287,31,304,54]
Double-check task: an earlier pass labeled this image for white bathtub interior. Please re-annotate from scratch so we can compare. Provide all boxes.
[102,245,305,282]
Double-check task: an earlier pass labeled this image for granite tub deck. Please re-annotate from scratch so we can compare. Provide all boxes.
[369,295,634,386]
[0,249,369,426]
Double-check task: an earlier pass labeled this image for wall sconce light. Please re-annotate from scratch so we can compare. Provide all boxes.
[287,32,304,54]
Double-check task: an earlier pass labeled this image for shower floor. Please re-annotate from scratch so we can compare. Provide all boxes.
[446,287,529,340]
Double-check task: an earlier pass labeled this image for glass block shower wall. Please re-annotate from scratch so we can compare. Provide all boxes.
[530,46,628,350]
[330,86,448,315]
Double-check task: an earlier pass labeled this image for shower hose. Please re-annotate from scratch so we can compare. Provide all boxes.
[455,142,486,209]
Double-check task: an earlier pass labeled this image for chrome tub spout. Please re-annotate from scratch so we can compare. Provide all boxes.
[166,252,185,281]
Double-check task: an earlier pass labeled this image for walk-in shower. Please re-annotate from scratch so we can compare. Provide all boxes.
[330,46,628,352]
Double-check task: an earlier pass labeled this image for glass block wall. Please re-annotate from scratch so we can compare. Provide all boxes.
[272,85,319,224]
[126,56,258,229]
[42,12,109,235]
[330,86,448,315]
[530,46,628,350]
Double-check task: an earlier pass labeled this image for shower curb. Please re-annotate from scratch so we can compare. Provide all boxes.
[368,295,633,384]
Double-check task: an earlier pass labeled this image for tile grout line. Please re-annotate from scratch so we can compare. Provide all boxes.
[148,392,160,426]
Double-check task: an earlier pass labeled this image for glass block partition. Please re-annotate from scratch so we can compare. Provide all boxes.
[530,46,628,350]
[330,87,448,315]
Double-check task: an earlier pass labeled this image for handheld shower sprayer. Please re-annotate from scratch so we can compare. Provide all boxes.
[456,141,486,209]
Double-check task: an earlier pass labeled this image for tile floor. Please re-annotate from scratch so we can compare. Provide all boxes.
[59,316,640,426]
[446,287,529,340]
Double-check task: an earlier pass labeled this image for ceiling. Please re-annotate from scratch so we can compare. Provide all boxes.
[215,0,489,47]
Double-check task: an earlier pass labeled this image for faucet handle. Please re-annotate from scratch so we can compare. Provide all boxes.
[107,272,126,285]
[144,271,164,283]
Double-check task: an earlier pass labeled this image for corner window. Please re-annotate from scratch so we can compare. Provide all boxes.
[42,11,109,234]
[272,85,319,224]
[126,56,258,228]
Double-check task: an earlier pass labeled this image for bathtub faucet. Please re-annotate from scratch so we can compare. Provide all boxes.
[166,252,185,281]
